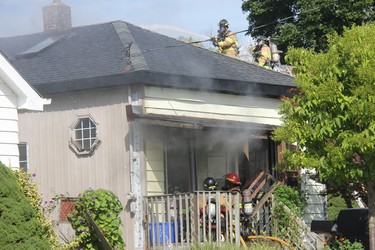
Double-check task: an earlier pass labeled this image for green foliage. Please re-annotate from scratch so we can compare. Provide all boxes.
[274,185,304,213]
[273,23,375,186]
[68,188,125,250]
[273,23,375,247]
[327,194,359,220]
[15,170,80,250]
[242,0,375,55]
[15,170,62,248]
[0,163,52,249]
[324,237,364,250]
[271,185,305,248]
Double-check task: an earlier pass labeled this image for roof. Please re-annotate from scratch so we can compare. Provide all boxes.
[0,51,50,110]
[0,20,295,97]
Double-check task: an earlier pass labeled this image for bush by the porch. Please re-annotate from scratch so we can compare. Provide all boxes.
[68,188,125,249]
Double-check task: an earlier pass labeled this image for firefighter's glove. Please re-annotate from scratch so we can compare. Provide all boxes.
[211,37,218,47]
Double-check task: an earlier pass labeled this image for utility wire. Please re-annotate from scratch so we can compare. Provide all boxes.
[125,2,335,58]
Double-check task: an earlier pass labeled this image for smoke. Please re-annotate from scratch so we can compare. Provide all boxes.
[141,24,210,40]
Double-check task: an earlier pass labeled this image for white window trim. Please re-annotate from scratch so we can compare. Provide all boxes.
[18,142,28,171]
[69,114,101,156]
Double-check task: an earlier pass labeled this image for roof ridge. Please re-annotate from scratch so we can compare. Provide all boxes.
[112,21,149,71]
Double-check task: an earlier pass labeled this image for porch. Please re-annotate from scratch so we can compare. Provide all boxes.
[143,191,274,249]
[143,188,323,250]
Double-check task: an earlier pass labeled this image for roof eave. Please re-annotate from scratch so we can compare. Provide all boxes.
[34,70,294,98]
[0,51,50,111]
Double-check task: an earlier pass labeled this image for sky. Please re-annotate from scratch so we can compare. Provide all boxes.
[0,0,252,50]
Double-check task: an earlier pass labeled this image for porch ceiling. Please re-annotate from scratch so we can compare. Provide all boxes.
[126,104,276,132]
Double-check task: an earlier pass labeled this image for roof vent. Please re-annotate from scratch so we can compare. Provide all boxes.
[42,0,72,32]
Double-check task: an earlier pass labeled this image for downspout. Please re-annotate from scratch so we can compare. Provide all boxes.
[127,85,144,249]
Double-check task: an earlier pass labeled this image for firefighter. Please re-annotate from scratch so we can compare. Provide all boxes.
[200,177,218,226]
[253,38,272,69]
[200,177,217,207]
[219,172,242,209]
[211,19,239,58]
[203,177,218,191]
[223,172,242,193]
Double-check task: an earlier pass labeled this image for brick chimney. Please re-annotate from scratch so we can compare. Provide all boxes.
[42,0,72,32]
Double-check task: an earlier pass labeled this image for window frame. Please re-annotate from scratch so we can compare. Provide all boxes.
[69,114,101,156]
[18,142,28,172]
[59,197,77,222]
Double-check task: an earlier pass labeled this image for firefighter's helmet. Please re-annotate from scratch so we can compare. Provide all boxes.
[225,173,241,185]
[219,19,229,27]
[203,177,218,191]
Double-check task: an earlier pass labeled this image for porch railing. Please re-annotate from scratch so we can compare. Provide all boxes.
[143,191,273,249]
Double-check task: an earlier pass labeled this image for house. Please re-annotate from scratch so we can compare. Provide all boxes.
[0,51,49,170]
[0,2,297,248]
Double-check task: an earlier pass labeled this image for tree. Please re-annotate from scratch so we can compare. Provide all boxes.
[0,163,52,249]
[242,0,375,56]
[273,23,375,249]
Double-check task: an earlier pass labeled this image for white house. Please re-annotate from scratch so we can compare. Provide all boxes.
[0,51,50,169]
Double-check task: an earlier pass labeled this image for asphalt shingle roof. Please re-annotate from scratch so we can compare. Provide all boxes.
[0,20,295,97]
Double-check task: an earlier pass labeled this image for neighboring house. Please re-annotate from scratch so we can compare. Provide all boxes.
[301,169,328,227]
[0,16,297,249]
[0,51,49,170]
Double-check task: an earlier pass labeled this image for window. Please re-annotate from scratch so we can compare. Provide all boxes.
[69,115,101,155]
[59,198,76,221]
[18,142,28,172]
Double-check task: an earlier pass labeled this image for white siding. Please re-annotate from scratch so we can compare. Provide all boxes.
[301,169,327,227]
[0,80,19,168]
[144,86,282,126]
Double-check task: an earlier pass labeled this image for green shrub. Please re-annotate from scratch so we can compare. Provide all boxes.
[324,238,364,250]
[273,185,304,213]
[327,194,359,220]
[68,188,125,249]
[272,185,305,248]
[0,163,52,249]
[15,169,80,250]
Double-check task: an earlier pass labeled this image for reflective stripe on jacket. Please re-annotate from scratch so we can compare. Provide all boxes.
[217,30,238,57]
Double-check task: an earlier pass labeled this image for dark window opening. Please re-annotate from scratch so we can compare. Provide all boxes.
[18,142,28,172]
[165,128,192,194]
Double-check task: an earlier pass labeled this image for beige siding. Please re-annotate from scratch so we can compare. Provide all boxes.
[18,86,133,246]
[144,132,164,195]
[144,86,282,126]
[0,80,19,168]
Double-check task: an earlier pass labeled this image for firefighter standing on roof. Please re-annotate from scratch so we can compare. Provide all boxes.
[253,38,272,69]
[212,19,239,58]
